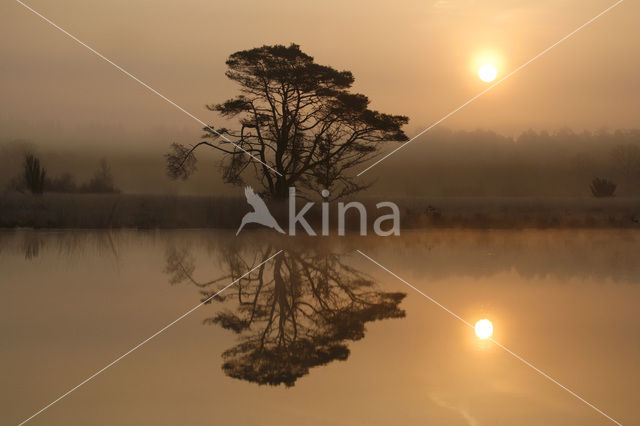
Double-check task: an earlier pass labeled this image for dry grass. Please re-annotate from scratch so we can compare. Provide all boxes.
[0,194,246,229]
[398,197,640,229]
[1,193,639,229]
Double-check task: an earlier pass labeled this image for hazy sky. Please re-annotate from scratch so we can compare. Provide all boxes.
[2,0,639,150]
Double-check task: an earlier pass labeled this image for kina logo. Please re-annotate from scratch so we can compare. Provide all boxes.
[236,187,286,235]
[236,186,400,237]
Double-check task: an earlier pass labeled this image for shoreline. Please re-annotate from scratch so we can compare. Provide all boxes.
[1,193,639,230]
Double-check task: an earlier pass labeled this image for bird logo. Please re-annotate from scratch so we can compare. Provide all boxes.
[236,186,286,235]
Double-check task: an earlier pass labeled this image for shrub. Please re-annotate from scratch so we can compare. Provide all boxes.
[79,159,120,193]
[590,178,616,198]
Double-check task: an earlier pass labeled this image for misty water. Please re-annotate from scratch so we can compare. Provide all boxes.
[1,229,638,425]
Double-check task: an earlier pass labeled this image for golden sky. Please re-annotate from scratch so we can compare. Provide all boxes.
[1,0,639,148]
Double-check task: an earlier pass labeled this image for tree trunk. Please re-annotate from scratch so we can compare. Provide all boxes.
[273,177,289,200]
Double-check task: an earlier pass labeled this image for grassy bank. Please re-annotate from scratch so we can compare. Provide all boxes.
[1,193,639,229]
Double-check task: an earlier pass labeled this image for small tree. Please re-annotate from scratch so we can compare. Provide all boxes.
[590,177,616,198]
[167,43,408,199]
[23,153,46,195]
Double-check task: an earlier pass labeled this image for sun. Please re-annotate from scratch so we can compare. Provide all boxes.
[475,319,493,339]
[478,64,497,83]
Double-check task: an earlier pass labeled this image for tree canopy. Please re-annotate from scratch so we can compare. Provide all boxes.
[167,43,408,198]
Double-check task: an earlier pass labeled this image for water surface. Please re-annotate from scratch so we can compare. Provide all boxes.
[1,230,638,425]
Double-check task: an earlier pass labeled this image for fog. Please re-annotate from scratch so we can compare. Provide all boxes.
[2,0,639,197]
[2,0,639,142]
[2,127,639,197]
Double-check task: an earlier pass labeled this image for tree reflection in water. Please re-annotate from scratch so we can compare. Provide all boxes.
[165,242,406,387]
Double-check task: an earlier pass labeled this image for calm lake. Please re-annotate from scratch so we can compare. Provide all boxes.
[1,229,638,425]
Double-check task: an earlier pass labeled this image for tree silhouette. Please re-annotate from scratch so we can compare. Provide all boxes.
[80,158,120,193]
[23,153,46,195]
[166,43,408,199]
[165,242,406,386]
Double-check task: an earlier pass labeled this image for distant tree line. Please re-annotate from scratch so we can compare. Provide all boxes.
[7,154,119,195]
[2,127,640,197]
[371,128,640,197]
